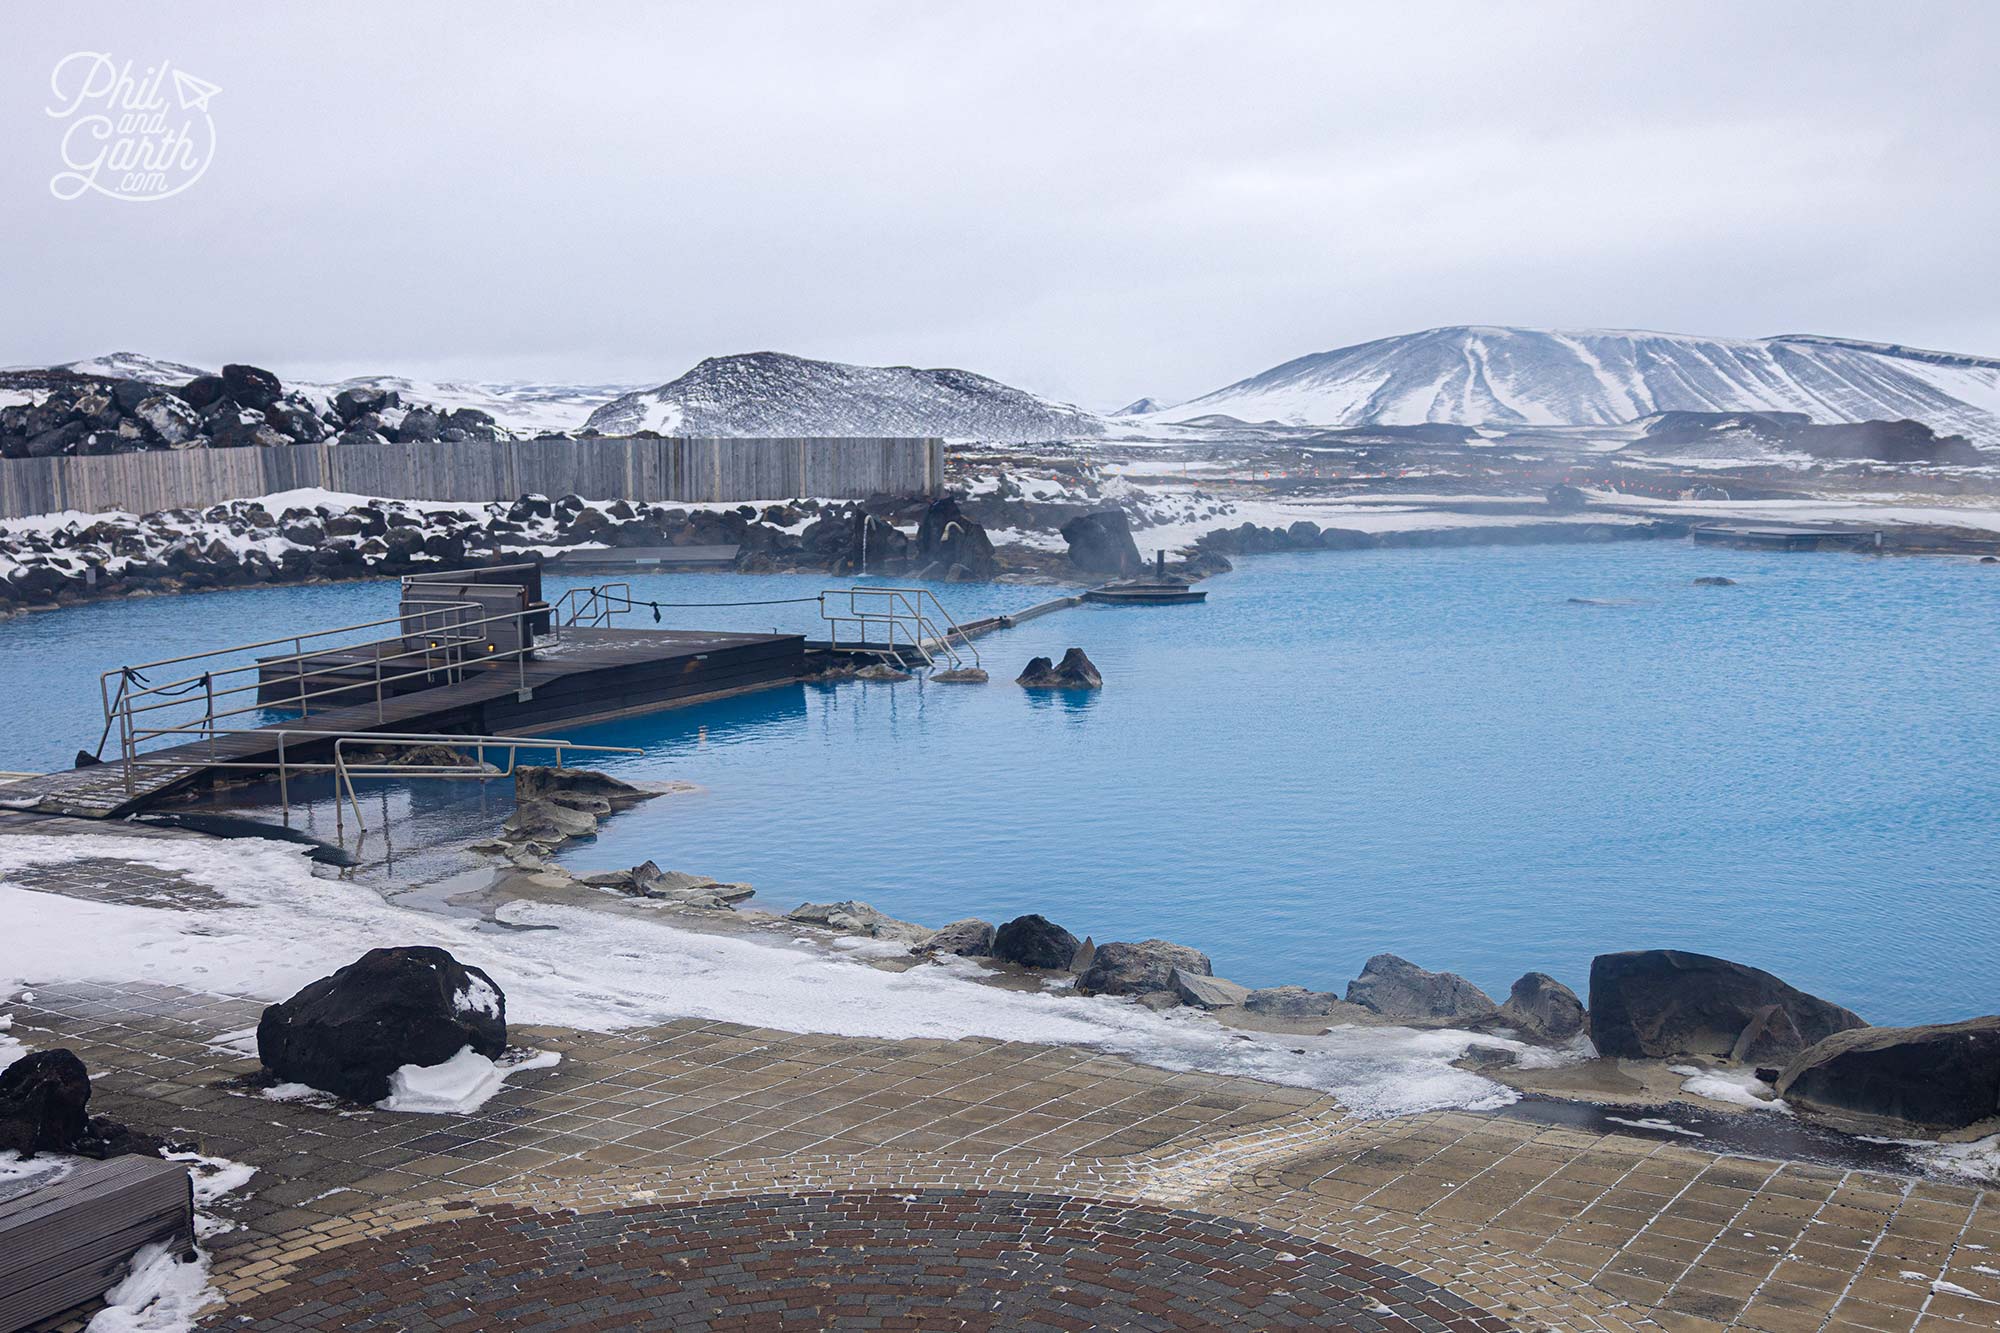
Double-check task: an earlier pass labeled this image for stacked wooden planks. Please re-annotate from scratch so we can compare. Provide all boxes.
[0,1155,195,1332]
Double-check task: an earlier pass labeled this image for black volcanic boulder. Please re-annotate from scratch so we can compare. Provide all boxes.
[1346,954,1497,1023]
[992,914,1081,970]
[1777,1016,2000,1130]
[915,497,998,580]
[1077,940,1212,998]
[333,386,399,423]
[221,363,284,409]
[178,374,228,409]
[1061,510,1143,576]
[1545,483,1588,512]
[1016,648,1102,689]
[1499,972,1587,1042]
[257,946,507,1103]
[0,1049,92,1155]
[1587,950,1865,1061]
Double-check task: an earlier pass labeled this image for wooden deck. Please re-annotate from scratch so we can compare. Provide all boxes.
[1,628,803,819]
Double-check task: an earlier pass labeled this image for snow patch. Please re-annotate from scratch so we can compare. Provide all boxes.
[377,1046,561,1115]
[1669,1064,1790,1112]
[85,1241,212,1333]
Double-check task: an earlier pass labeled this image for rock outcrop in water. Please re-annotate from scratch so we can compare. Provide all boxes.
[256,947,508,1104]
[1777,1016,2000,1130]
[1587,949,1866,1061]
[1016,648,1101,689]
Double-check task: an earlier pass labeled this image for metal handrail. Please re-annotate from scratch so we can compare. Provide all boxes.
[820,586,981,670]
[115,728,642,835]
[100,599,557,791]
[551,583,633,632]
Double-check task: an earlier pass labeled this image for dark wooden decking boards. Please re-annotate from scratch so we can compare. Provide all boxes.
[0,1155,194,1333]
[2,628,803,819]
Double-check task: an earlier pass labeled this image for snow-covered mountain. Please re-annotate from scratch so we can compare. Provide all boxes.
[585,352,1105,441]
[1156,327,2000,441]
[57,351,209,384]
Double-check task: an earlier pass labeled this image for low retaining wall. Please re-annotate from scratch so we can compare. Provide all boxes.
[0,436,943,519]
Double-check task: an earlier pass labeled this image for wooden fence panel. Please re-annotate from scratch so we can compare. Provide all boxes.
[0,437,940,519]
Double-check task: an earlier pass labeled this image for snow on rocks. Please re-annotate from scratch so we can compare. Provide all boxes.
[0,831,1536,1117]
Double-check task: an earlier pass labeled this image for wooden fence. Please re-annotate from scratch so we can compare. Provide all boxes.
[0,436,944,518]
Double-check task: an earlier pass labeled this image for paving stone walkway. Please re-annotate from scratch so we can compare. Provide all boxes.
[2,847,1993,1333]
[220,1187,1515,1332]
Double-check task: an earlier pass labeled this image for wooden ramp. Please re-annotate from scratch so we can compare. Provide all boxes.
[6,627,803,819]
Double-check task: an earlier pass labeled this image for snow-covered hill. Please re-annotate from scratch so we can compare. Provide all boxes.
[41,354,631,434]
[585,352,1105,441]
[1156,327,2000,441]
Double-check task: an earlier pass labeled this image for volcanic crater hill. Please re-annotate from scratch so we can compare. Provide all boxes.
[1151,325,2000,443]
[583,351,1107,441]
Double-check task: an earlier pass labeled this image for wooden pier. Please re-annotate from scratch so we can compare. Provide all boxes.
[3,627,803,819]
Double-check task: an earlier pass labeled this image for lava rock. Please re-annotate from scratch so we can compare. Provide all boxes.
[134,394,200,446]
[1777,1016,2000,1130]
[932,667,988,683]
[0,1049,92,1155]
[1171,969,1250,1010]
[256,946,507,1104]
[509,493,554,523]
[398,407,442,443]
[1244,986,1345,1020]
[992,914,1082,970]
[27,420,89,458]
[1498,972,1587,1042]
[1060,509,1144,576]
[1016,648,1101,689]
[333,386,399,422]
[514,765,651,808]
[178,374,228,410]
[1694,576,1737,587]
[265,400,329,443]
[501,797,599,844]
[920,919,996,957]
[915,497,998,579]
[1077,939,1213,997]
[221,363,284,409]
[1731,1004,1806,1065]
[1346,954,1498,1022]
[786,900,928,943]
[1545,483,1588,512]
[1587,949,1866,1061]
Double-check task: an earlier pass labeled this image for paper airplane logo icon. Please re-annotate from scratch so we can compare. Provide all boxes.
[172,69,220,112]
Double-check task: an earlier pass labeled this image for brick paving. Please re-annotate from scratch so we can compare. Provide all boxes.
[221,1187,1515,1332]
[3,849,1993,1333]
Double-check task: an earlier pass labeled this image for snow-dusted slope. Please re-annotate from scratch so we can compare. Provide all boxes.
[586,352,1105,441]
[315,375,638,435]
[1161,327,2000,441]
[57,352,209,384]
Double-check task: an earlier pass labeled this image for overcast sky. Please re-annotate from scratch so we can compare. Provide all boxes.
[6,2,1997,408]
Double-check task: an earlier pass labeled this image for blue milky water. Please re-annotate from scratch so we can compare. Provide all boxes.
[3,545,1995,1025]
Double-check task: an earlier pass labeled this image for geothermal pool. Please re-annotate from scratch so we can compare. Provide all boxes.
[3,544,1995,1026]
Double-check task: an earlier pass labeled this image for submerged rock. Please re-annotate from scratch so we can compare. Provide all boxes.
[256,946,507,1104]
[1016,648,1102,689]
[992,914,1081,970]
[1498,972,1587,1042]
[1778,1015,2000,1130]
[1694,576,1738,587]
[1077,939,1212,998]
[920,919,996,957]
[1346,954,1497,1022]
[515,766,651,808]
[1587,949,1866,1061]
[502,798,599,845]
[932,666,989,684]
[856,663,914,682]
